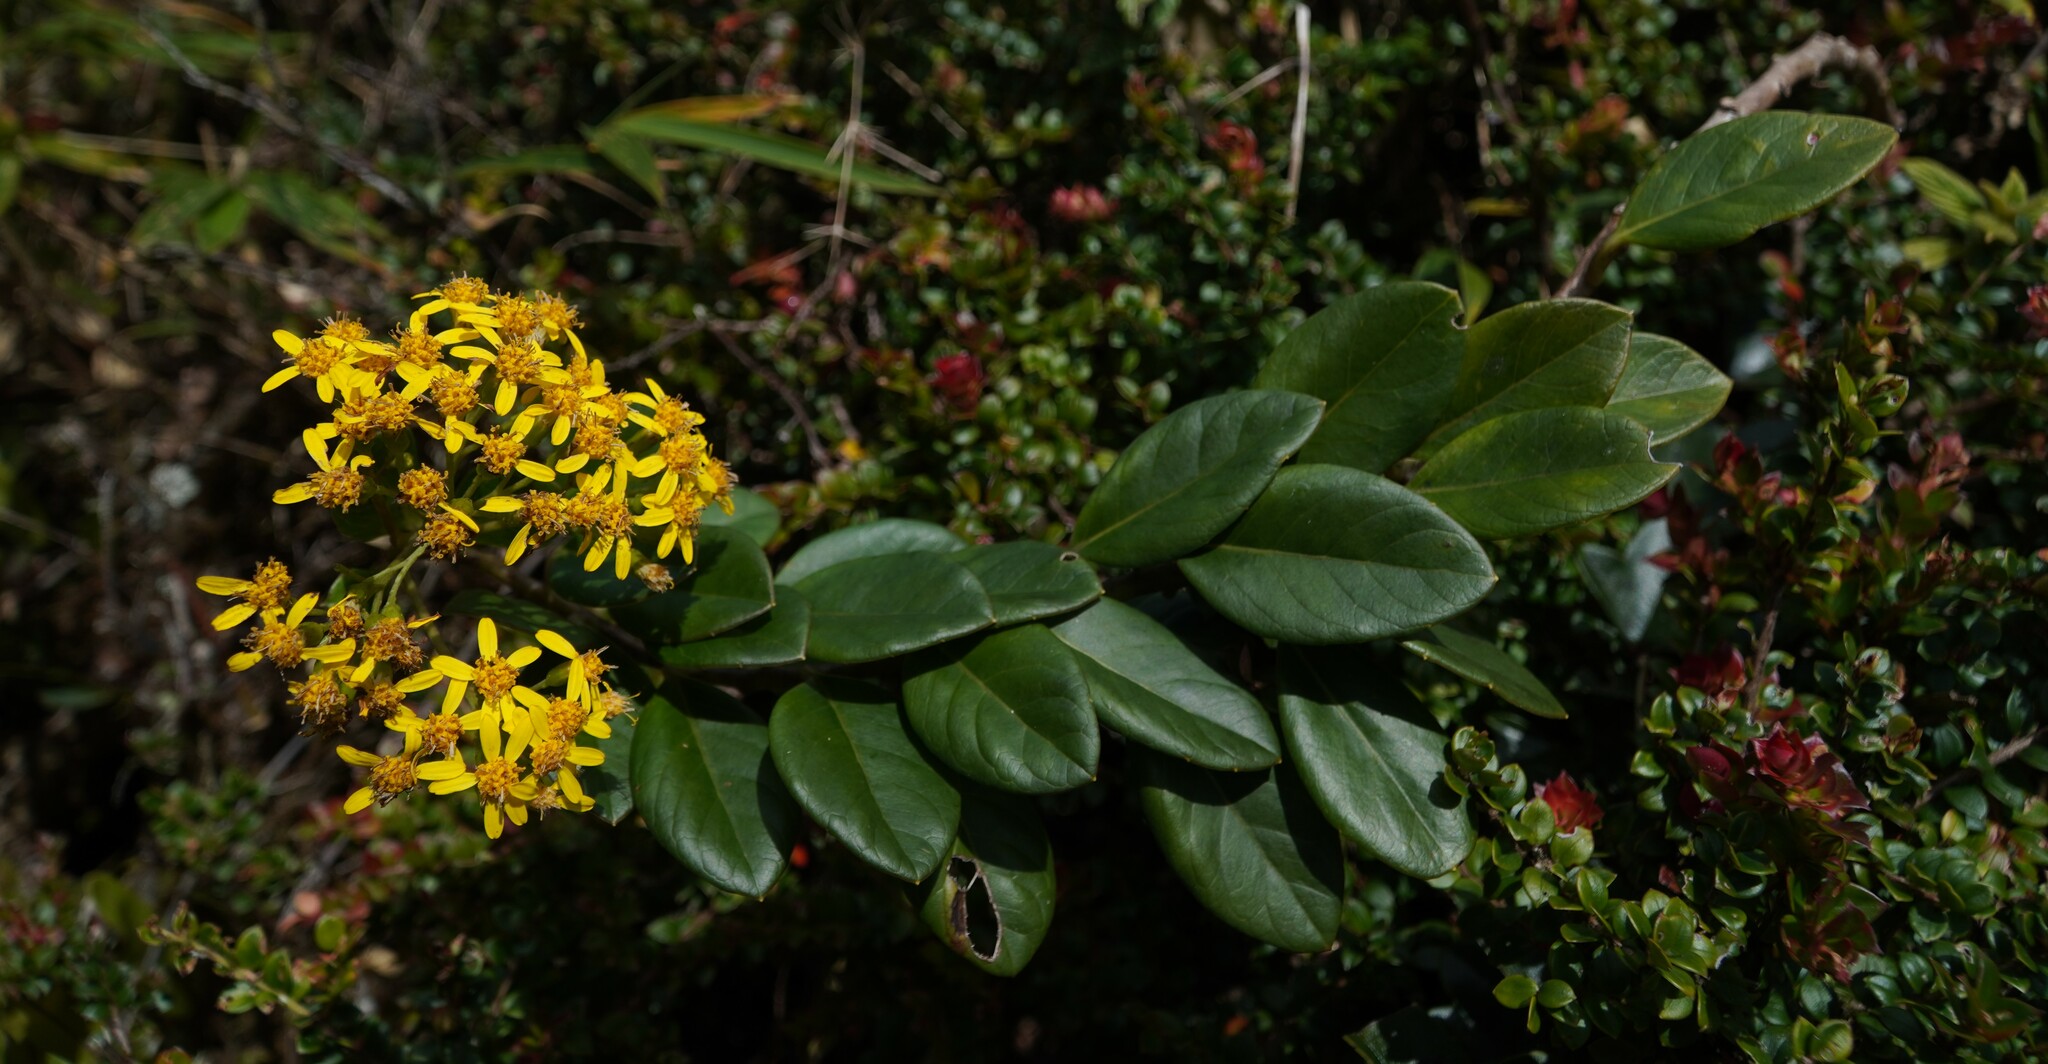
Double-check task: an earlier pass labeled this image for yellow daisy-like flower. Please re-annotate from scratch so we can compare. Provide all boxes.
[228,593,356,672]
[625,378,707,437]
[562,464,636,579]
[534,293,587,358]
[633,485,709,564]
[403,617,543,713]
[337,726,425,813]
[424,706,537,839]
[480,489,570,564]
[452,414,565,483]
[388,706,466,760]
[273,429,374,511]
[409,276,494,330]
[418,504,479,561]
[194,557,293,631]
[289,667,354,735]
[527,631,616,715]
[448,334,565,416]
[261,331,361,402]
[349,612,437,682]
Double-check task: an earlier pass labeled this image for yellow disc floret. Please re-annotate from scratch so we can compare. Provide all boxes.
[397,466,449,510]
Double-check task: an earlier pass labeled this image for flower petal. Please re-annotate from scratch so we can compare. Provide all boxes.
[210,603,257,631]
[430,653,475,681]
[535,629,579,659]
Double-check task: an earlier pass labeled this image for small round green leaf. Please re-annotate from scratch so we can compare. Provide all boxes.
[1179,465,1495,644]
[1253,281,1464,473]
[1133,749,1343,953]
[797,553,994,663]
[1277,646,1474,877]
[1606,333,1732,444]
[768,680,961,882]
[1409,407,1678,540]
[613,527,775,645]
[660,585,810,669]
[913,790,1056,976]
[776,518,965,584]
[951,541,1101,625]
[1071,389,1324,568]
[1401,626,1567,719]
[1048,598,1279,770]
[1425,299,1633,454]
[903,625,1098,794]
[1613,112,1899,252]
[632,681,799,897]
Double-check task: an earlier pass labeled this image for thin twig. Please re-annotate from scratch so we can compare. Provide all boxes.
[1698,32,1898,132]
[1559,205,1623,298]
[1282,2,1311,226]
[880,59,967,140]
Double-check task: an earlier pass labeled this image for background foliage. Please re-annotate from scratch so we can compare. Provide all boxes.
[3,0,2046,1059]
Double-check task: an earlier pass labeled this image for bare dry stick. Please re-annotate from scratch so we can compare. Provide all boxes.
[1282,2,1310,226]
[1698,32,1898,133]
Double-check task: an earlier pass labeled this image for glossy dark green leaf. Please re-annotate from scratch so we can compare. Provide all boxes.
[1613,112,1899,251]
[1048,599,1279,770]
[1277,646,1474,877]
[659,586,809,669]
[768,680,960,882]
[442,589,599,648]
[577,711,639,826]
[903,625,1098,794]
[614,527,775,645]
[1606,333,1732,444]
[797,553,994,664]
[632,681,798,897]
[776,518,966,585]
[1409,407,1679,539]
[1179,465,1495,644]
[547,546,651,608]
[1578,517,1672,642]
[700,487,780,548]
[951,541,1101,625]
[1253,282,1464,473]
[1133,750,1343,952]
[1401,626,1567,719]
[913,790,1056,976]
[1071,390,1324,568]
[1426,299,1633,452]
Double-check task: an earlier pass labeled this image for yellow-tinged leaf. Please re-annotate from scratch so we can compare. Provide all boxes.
[622,94,791,125]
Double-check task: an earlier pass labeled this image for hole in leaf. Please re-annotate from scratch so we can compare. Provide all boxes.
[945,857,1002,961]
[1058,551,1079,563]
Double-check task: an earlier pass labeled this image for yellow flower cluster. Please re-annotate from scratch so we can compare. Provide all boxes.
[198,560,626,839]
[266,277,737,574]
[194,276,723,840]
